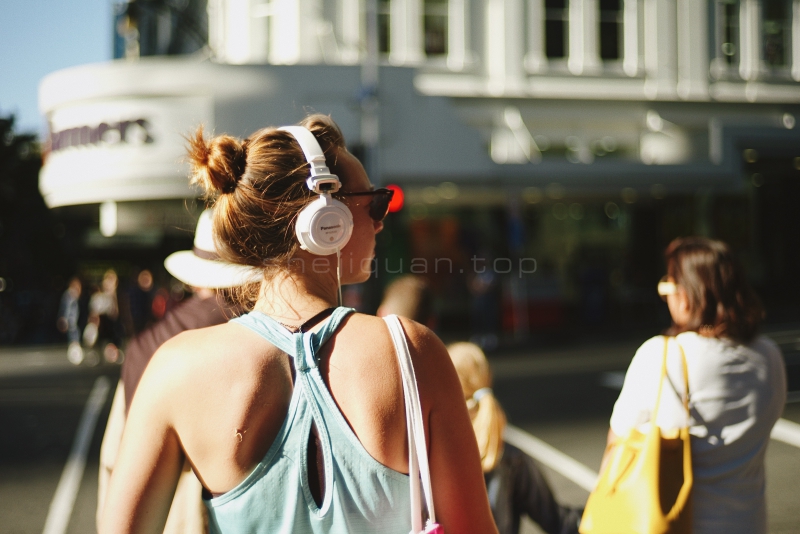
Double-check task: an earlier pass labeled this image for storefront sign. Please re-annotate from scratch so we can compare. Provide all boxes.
[50,119,154,151]
[40,95,212,207]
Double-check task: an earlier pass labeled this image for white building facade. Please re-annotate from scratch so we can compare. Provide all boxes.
[39,0,800,335]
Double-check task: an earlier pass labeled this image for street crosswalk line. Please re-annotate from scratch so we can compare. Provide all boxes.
[504,418,800,497]
[42,376,111,534]
[504,425,598,492]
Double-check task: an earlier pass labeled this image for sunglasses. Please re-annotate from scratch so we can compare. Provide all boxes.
[657,275,678,300]
[335,188,394,222]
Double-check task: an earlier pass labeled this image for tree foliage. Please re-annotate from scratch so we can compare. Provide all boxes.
[0,115,73,344]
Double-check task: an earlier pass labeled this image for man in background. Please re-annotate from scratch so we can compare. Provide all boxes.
[97,210,259,533]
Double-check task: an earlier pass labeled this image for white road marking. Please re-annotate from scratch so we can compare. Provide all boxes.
[771,418,800,449]
[42,376,111,534]
[504,425,598,492]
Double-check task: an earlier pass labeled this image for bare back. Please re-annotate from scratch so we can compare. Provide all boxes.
[102,312,497,533]
[164,312,407,493]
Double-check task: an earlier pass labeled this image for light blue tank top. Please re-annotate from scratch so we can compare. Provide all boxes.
[204,307,412,534]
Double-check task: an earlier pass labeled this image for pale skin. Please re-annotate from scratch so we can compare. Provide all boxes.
[99,149,498,534]
[601,275,694,471]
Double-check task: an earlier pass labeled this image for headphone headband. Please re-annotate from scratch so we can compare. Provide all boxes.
[279,124,353,257]
[278,126,341,194]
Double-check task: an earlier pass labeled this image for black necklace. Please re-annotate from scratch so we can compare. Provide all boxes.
[274,307,336,333]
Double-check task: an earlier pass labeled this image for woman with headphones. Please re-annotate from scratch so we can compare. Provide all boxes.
[99,115,497,534]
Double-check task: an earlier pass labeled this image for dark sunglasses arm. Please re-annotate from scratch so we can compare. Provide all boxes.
[336,189,393,198]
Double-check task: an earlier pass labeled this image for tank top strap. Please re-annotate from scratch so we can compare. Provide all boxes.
[308,306,354,352]
[230,311,299,356]
[230,307,355,371]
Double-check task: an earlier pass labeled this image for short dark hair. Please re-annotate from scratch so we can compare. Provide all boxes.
[665,236,764,342]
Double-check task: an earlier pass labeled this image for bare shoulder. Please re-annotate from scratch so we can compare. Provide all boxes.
[134,322,272,409]
[147,323,250,373]
[346,314,458,398]
[397,317,461,395]
[395,316,449,357]
[336,313,449,361]
[158,319,270,360]
[335,312,395,346]
[333,313,454,381]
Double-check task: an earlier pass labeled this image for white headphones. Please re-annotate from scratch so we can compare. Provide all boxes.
[279,126,353,256]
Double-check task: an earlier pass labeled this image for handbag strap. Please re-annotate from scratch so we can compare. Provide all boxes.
[383,315,437,531]
[651,337,691,422]
[654,336,693,522]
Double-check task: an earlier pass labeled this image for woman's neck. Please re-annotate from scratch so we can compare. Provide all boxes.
[253,262,339,322]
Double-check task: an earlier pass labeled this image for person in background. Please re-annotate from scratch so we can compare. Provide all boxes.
[97,209,259,534]
[57,276,83,364]
[606,237,786,534]
[83,269,122,364]
[126,268,156,335]
[467,248,500,350]
[447,341,582,534]
[377,274,435,328]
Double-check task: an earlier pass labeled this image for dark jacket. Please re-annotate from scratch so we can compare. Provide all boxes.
[485,442,582,534]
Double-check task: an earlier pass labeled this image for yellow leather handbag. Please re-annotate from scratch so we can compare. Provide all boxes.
[580,337,692,534]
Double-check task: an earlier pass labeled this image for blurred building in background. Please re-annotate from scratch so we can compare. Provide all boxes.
[37,0,800,344]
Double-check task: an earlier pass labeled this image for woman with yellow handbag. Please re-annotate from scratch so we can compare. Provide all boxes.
[581,237,786,534]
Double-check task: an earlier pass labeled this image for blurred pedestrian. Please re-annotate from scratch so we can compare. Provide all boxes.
[99,115,497,533]
[57,276,83,364]
[448,341,582,534]
[83,269,122,364]
[97,209,259,534]
[126,268,156,334]
[604,237,786,534]
[468,249,500,349]
[377,274,435,328]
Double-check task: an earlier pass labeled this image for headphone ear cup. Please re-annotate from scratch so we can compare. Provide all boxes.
[295,196,353,256]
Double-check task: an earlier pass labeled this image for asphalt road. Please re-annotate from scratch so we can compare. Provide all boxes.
[0,327,798,534]
[0,346,117,534]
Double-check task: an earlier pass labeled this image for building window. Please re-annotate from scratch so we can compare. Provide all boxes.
[763,0,790,67]
[424,0,448,56]
[545,0,568,59]
[378,0,391,54]
[114,0,208,59]
[716,0,740,67]
[599,0,622,60]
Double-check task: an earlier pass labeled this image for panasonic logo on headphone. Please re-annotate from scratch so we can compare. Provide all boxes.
[321,224,342,230]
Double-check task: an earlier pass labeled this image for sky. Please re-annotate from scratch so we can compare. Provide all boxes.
[0,0,112,137]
